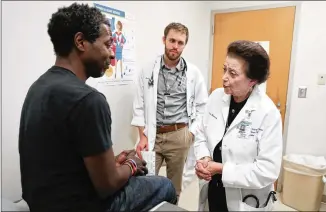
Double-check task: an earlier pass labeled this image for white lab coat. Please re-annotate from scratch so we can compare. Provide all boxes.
[194,86,283,211]
[131,55,208,190]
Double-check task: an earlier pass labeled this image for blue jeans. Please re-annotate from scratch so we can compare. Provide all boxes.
[106,175,177,211]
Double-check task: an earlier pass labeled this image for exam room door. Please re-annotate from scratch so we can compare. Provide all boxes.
[211,6,296,128]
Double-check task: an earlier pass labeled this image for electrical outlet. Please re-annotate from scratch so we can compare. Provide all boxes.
[318,74,326,85]
[298,86,307,98]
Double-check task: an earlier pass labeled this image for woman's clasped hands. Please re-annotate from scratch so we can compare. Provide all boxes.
[195,157,223,181]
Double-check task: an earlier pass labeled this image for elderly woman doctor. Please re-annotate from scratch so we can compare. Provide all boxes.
[194,40,283,211]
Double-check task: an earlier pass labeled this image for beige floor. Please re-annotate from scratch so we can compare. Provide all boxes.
[158,166,326,211]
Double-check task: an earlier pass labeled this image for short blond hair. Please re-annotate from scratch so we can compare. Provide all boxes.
[164,22,189,44]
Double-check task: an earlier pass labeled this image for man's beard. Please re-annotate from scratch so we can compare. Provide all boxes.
[165,47,181,61]
[84,61,104,79]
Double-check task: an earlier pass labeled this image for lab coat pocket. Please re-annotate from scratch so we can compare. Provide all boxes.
[236,125,259,161]
[232,135,258,164]
[240,138,258,160]
[239,188,275,211]
[239,200,274,211]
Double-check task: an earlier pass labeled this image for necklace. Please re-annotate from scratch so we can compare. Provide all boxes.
[225,108,236,132]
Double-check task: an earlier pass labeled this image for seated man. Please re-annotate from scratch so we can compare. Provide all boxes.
[18,3,177,212]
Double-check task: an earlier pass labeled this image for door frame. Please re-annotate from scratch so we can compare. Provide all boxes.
[207,1,302,191]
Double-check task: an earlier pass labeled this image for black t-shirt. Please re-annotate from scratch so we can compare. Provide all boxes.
[19,66,113,212]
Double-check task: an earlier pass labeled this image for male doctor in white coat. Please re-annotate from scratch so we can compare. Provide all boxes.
[131,22,208,201]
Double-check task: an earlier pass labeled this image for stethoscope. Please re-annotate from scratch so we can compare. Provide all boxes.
[242,191,277,208]
[147,56,187,87]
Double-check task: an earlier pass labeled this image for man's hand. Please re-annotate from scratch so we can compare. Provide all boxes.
[136,136,148,160]
[115,150,136,166]
[189,131,194,142]
[126,155,148,176]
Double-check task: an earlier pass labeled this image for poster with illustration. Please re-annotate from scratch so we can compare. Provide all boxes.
[94,3,136,86]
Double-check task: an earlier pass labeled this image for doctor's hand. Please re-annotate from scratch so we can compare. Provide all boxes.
[206,161,223,176]
[136,135,149,160]
[189,132,194,141]
[195,158,212,181]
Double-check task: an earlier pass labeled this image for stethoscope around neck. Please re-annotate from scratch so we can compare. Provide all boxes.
[147,56,187,86]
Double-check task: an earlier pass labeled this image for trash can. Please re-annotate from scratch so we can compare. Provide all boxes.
[282,154,326,211]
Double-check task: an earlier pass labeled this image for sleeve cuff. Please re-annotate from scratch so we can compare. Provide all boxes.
[189,118,200,136]
[222,162,237,187]
[195,147,211,160]
[131,117,145,126]
[189,124,196,135]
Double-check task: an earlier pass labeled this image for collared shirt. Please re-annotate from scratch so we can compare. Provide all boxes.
[156,56,188,126]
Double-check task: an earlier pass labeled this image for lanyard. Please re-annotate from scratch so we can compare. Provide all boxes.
[160,57,182,96]
[161,67,180,96]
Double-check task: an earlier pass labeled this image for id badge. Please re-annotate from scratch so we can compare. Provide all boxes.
[237,120,252,139]
[237,109,255,139]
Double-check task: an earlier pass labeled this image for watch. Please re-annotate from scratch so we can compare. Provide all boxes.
[200,156,212,161]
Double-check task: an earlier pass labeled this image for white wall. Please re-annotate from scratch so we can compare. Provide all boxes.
[206,0,326,194]
[285,1,326,196]
[1,1,210,200]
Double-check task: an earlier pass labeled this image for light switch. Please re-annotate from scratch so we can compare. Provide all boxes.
[298,86,307,98]
[317,74,326,85]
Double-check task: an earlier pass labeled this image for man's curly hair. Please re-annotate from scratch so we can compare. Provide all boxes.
[47,3,109,57]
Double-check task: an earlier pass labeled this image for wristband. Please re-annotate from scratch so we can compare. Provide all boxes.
[200,156,212,161]
[123,163,133,176]
[123,162,135,176]
[126,159,138,170]
[123,159,138,176]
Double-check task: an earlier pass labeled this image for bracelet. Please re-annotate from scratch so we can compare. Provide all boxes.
[123,163,133,175]
[123,159,138,176]
[126,159,138,170]
[200,156,212,161]
[123,161,135,176]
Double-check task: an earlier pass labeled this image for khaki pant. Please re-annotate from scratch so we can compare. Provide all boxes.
[154,126,193,197]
